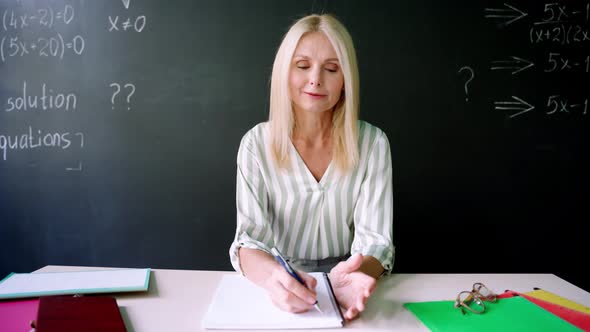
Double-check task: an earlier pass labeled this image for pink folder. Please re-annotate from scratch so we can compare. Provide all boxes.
[500,291,590,331]
[0,298,39,332]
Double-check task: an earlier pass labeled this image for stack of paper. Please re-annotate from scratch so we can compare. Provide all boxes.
[500,289,590,331]
[0,268,150,330]
[405,288,590,332]
[525,289,590,315]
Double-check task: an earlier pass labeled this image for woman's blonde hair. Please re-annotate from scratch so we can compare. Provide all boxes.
[269,14,359,173]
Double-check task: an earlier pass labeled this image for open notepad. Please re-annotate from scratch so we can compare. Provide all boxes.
[201,272,344,329]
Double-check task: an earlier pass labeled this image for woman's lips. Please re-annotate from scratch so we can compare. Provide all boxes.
[304,92,327,98]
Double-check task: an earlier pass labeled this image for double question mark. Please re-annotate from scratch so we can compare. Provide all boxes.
[458,66,474,102]
[110,83,136,110]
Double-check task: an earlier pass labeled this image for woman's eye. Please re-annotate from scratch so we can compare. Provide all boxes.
[325,66,338,73]
[295,61,309,69]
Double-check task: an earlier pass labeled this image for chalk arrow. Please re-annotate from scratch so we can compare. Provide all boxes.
[494,96,535,118]
[490,56,535,75]
[484,3,528,26]
[122,0,130,9]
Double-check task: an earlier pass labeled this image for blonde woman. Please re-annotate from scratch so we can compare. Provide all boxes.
[229,14,394,320]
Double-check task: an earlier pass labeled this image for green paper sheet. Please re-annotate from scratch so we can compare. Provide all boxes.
[404,296,582,332]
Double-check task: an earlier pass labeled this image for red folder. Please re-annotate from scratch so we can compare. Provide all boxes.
[0,298,39,332]
[34,295,127,332]
[500,291,590,331]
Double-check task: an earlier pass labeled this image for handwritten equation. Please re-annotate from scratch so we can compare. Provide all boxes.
[0,0,145,171]
[460,2,590,119]
[489,53,589,75]
[485,3,589,25]
[494,95,588,118]
[534,3,589,25]
[0,33,85,62]
[108,16,146,32]
[530,24,590,44]
[2,5,74,31]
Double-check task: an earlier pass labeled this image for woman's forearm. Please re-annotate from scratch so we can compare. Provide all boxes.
[238,247,281,286]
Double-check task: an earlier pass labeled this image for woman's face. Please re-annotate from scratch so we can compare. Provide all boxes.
[289,32,344,115]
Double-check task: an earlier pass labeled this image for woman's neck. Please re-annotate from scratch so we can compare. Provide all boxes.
[292,109,333,147]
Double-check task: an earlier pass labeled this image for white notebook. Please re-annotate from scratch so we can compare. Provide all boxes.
[202,272,344,329]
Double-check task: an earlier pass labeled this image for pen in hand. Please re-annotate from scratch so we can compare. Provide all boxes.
[271,247,323,314]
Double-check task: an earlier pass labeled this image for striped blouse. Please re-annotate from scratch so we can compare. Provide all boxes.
[229,120,395,274]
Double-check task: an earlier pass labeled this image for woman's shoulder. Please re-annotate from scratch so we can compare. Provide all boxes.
[358,120,389,143]
[240,122,269,147]
[357,121,391,164]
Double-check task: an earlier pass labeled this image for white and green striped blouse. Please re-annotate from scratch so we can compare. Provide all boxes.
[229,120,395,274]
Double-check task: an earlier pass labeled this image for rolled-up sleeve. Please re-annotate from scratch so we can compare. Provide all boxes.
[351,129,395,275]
[229,131,275,274]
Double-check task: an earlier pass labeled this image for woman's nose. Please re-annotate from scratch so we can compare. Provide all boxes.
[309,68,322,87]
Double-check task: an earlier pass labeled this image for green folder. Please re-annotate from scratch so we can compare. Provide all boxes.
[404,296,582,332]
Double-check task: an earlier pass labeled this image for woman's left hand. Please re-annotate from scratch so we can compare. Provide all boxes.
[328,253,377,320]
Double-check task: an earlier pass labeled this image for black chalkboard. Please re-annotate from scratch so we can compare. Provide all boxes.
[1,0,588,291]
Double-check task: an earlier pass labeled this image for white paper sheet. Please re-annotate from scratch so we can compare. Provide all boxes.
[201,272,343,329]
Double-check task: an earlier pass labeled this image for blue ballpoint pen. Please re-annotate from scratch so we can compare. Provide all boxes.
[271,247,323,314]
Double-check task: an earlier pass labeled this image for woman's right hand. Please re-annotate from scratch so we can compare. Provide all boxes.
[238,247,318,313]
[261,264,319,313]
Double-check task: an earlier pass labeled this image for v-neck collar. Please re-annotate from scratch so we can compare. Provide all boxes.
[289,140,333,188]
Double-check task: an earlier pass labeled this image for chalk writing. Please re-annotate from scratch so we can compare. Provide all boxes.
[481,2,589,120]
[2,5,74,31]
[65,161,82,171]
[493,95,588,118]
[530,24,590,44]
[0,33,85,62]
[108,16,146,32]
[490,56,535,75]
[535,3,589,25]
[484,4,528,26]
[109,83,136,110]
[546,95,588,115]
[4,81,77,112]
[494,96,536,118]
[0,126,84,161]
[544,52,589,73]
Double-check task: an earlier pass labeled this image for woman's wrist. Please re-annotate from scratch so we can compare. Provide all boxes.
[238,247,281,287]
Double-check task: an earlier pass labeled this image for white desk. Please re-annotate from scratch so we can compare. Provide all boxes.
[35,266,590,331]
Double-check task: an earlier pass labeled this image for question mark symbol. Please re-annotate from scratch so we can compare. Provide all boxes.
[124,83,135,111]
[458,66,474,102]
[109,83,120,110]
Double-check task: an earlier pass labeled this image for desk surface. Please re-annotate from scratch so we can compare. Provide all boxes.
[35,266,590,332]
